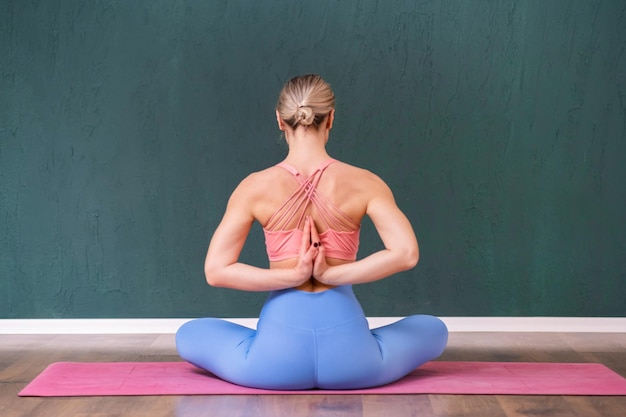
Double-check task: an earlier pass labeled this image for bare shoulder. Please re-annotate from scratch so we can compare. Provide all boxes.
[329,160,392,195]
[231,166,282,197]
[228,165,289,222]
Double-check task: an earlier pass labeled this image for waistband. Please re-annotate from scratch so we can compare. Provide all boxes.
[259,285,366,330]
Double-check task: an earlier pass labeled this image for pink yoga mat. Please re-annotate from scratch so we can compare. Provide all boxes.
[18,361,626,397]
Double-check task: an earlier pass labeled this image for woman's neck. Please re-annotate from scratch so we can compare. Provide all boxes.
[283,127,331,174]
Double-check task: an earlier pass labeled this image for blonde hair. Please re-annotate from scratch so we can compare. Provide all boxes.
[276,74,335,129]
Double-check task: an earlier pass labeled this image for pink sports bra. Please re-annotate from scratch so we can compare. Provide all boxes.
[263,159,360,262]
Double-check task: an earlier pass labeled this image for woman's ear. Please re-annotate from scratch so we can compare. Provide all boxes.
[326,109,335,130]
[276,110,285,131]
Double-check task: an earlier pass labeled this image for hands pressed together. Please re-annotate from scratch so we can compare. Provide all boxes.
[293,216,332,286]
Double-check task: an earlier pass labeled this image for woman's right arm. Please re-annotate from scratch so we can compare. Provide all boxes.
[203,177,318,292]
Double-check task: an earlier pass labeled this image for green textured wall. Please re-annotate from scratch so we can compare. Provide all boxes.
[1,0,625,318]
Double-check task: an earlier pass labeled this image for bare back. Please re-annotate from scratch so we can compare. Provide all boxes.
[246,159,384,291]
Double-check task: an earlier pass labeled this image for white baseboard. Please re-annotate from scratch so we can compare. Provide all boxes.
[0,317,624,334]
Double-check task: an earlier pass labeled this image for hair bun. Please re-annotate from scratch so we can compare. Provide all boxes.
[295,105,315,126]
[276,75,335,129]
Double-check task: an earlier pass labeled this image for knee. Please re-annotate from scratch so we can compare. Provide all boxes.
[175,319,201,360]
[422,315,448,356]
[406,314,448,356]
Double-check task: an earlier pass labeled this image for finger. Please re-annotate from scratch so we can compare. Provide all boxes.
[305,222,320,259]
[313,244,327,279]
[306,233,320,258]
[314,243,325,265]
[299,217,310,255]
[317,242,325,257]
[309,216,321,248]
[306,246,319,263]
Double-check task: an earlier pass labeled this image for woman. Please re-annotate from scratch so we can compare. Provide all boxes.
[176,74,448,390]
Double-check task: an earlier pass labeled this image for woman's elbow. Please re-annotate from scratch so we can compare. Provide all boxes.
[204,263,225,287]
[399,245,419,271]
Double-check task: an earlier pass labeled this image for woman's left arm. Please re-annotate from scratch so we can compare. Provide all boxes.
[312,177,419,285]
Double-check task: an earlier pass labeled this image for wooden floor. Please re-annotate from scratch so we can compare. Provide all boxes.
[1,332,625,417]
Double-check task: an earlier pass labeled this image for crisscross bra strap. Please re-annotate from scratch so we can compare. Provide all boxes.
[264,159,359,232]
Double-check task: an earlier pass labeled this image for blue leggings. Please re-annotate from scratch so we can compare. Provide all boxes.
[176,285,448,390]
